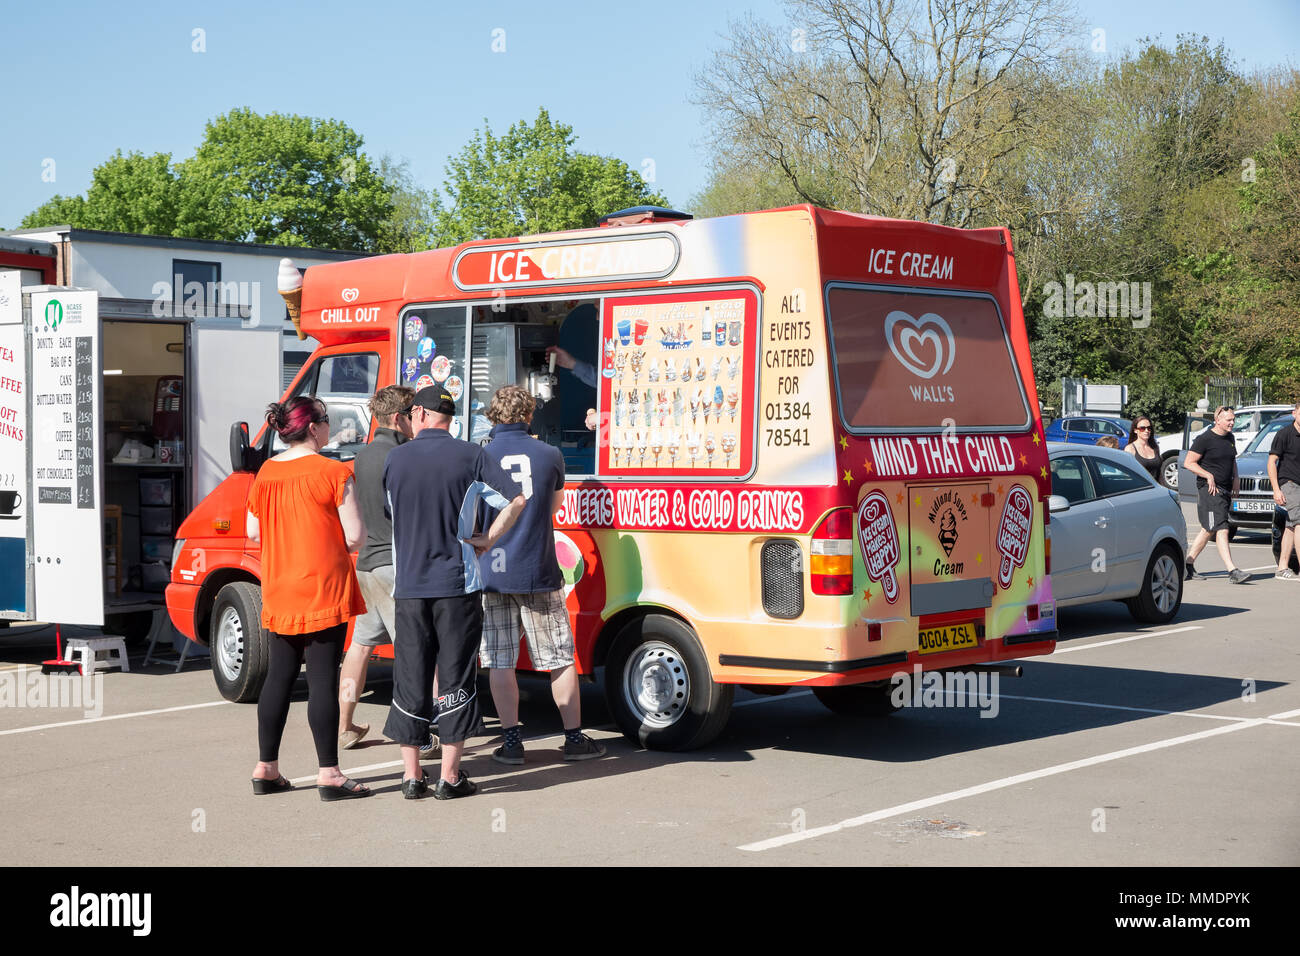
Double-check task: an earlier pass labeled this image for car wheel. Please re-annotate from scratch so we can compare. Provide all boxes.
[813,680,900,717]
[1126,543,1183,624]
[604,614,733,751]
[1160,453,1179,490]
[210,582,269,703]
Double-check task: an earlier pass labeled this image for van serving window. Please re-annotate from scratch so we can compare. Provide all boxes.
[826,285,1030,433]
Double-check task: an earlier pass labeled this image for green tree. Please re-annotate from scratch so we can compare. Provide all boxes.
[435,108,668,243]
[176,108,394,250]
[21,151,179,234]
[374,155,442,254]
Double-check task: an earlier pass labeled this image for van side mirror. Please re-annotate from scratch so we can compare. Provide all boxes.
[230,422,251,472]
[1048,494,1071,513]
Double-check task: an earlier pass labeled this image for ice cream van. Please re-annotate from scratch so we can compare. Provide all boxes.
[165,204,1056,750]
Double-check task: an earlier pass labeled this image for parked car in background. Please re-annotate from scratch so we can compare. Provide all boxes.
[1048,443,1186,623]
[1159,405,1292,491]
[1044,416,1133,446]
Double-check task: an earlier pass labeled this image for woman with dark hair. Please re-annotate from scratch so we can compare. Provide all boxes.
[246,395,372,800]
[1125,415,1162,482]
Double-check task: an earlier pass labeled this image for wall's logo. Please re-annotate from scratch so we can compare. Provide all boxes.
[44,299,64,331]
[884,310,955,380]
[340,288,360,303]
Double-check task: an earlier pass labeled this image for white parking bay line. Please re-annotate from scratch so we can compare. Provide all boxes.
[0,699,231,736]
[1051,625,1202,655]
[737,717,1265,852]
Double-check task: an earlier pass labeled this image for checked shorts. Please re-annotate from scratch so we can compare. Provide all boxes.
[479,590,575,671]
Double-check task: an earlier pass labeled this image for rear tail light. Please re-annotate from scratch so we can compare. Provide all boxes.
[811,508,854,595]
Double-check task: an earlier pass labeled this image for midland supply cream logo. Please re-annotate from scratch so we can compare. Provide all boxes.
[884,310,955,380]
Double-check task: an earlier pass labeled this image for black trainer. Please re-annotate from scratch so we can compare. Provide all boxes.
[401,772,429,800]
[434,771,477,800]
[1185,560,1197,580]
[1228,567,1251,584]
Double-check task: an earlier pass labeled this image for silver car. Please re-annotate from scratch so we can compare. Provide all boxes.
[1047,443,1187,624]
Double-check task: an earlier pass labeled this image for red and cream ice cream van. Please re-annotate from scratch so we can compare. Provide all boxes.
[166,204,1055,750]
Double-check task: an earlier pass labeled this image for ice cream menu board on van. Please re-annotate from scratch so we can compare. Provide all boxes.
[597,290,757,477]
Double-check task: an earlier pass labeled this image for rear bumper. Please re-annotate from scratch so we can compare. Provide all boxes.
[717,632,1057,687]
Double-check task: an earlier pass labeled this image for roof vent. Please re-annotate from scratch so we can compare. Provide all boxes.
[598,206,693,227]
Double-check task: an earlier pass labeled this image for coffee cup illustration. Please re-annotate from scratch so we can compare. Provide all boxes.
[0,490,21,515]
[857,490,900,603]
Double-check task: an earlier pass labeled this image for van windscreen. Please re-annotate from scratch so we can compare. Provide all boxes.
[826,285,1030,432]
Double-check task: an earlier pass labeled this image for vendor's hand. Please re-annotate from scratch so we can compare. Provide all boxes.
[546,346,576,370]
[585,408,598,431]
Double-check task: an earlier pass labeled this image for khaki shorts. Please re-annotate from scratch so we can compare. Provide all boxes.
[1282,481,1300,527]
[353,566,395,647]
[479,590,575,671]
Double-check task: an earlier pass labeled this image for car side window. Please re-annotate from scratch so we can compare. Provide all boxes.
[1050,456,1096,504]
[1088,456,1151,496]
[1104,421,1126,437]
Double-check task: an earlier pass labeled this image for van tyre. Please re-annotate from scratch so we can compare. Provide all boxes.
[211,582,269,703]
[813,681,900,717]
[604,614,733,751]
[1126,543,1183,624]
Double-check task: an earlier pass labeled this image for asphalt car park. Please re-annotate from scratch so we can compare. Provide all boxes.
[1,502,1296,867]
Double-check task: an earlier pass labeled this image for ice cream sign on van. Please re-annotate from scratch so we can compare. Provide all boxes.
[453,234,679,290]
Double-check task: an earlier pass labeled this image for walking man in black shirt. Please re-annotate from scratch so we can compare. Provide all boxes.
[383,386,526,799]
[1267,401,1300,579]
[1184,406,1250,583]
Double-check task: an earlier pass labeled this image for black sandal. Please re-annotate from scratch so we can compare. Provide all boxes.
[318,777,372,802]
[251,775,294,795]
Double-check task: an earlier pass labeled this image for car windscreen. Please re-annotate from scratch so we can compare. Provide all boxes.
[1245,419,1286,454]
[826,285,1030,432]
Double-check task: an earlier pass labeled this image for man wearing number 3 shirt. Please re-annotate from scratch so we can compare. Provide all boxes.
[477,385,606,765]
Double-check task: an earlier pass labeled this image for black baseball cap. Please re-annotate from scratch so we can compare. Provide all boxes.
[412,385,456,416]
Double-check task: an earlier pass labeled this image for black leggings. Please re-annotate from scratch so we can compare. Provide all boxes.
[257,623,346,767]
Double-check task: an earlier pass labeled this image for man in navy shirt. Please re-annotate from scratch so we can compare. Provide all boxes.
[382,385,526,799]
[478,386,605,764]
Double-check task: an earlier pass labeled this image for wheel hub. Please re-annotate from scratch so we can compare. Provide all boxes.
[624,641,689,728]
[216,607,244,681]
[1153,554,1180,613]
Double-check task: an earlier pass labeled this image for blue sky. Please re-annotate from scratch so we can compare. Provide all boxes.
[1,0,1296,233]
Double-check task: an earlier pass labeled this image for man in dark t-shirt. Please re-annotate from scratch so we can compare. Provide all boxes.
[1184,406,1248,583]
[476,386,606,766]
[1267,402,1300,579]
[382,386,526,799]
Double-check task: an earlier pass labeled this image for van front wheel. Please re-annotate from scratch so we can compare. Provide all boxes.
[210,582,269,703]
[604,614,733,751]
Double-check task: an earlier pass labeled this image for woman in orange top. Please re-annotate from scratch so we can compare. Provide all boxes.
[246,396,372,800]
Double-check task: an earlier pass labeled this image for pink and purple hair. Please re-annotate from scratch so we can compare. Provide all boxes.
[266,396,326,444]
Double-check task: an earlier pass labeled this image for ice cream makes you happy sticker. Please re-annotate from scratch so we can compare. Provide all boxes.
[857,490,901,602]
[995,484,1034,589]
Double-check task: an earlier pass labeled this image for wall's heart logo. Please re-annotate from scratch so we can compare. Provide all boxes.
[884,310,956,379]
[341,288,360,303]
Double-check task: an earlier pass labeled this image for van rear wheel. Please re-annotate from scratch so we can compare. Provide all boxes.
[211,582,269,703]
[813,681,900,717]
[604,614,733,751]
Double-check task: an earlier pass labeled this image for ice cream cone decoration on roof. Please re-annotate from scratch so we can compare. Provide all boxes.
[277,258,305,340]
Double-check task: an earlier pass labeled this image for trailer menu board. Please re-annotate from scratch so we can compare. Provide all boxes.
[597,290,757,477]
[30,290,103,626]
[0,270,27,618]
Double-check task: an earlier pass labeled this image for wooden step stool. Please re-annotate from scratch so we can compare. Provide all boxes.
[64,637,131,675]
